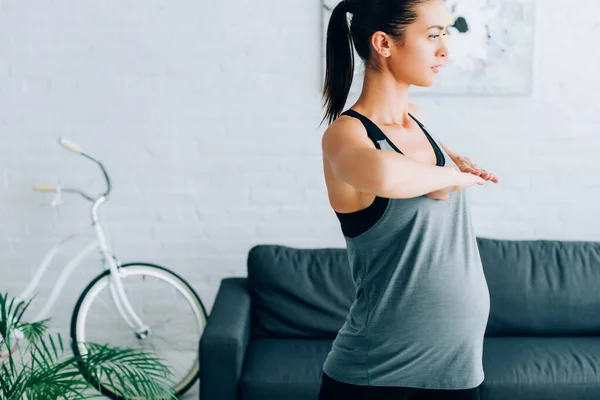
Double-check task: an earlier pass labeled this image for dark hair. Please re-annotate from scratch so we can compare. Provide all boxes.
[320,0,428,126]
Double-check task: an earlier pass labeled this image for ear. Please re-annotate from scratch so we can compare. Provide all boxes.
[371,31,392,57]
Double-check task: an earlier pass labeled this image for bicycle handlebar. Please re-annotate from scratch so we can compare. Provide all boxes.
[56,137,112,199]
[32,185,96,202]
[58,137,82,154]
[33,185,57,192]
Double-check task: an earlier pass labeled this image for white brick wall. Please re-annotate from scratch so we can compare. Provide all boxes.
[1,0,599,383]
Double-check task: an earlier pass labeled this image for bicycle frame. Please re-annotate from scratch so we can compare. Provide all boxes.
[15,139,150,336]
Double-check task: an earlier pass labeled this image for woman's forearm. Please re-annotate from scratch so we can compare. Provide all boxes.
[438,140,459,161]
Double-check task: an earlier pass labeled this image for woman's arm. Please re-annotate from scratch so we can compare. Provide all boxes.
[438,140,499,183]
[438,140,458,161]
[409,104,499,183]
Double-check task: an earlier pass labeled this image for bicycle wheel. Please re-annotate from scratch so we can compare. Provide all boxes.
[70,263,208,399]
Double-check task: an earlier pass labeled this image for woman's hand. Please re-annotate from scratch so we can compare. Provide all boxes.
[452,156,499,183]
[426,166,486,201]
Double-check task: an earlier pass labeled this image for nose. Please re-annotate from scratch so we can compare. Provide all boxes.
[438,39,449,59]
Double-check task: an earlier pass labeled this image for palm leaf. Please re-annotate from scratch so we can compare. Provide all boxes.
[18,318,51,345]
[76,342,178,399]
[0,293,180,400]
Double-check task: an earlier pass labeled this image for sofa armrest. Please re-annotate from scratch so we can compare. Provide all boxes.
[199,277,251,400]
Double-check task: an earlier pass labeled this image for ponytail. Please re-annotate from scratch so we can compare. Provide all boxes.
[320,0,355,127]
[319,0,425,127]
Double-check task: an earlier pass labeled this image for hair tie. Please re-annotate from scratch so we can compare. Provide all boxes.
[343,0,355,14]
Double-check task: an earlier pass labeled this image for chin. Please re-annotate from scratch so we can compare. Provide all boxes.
[413,78,435,87]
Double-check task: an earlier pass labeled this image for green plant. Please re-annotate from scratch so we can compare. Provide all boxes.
[0,292,178,399]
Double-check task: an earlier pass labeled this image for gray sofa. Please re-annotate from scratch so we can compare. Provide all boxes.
[199,238,600,400]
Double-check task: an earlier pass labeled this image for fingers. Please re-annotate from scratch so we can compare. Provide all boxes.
[467,164,498,183]
[457,157,499,183]
[478,170,498,183]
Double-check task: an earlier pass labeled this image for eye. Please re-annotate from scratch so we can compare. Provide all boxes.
[430,31,449,41]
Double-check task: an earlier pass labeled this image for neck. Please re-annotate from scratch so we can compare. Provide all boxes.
[350,69,412,127]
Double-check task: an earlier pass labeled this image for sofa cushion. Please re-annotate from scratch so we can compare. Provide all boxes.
[247,245,354,338]
[478,238,600,335]
[238,336,600,400]
[480,336,600,400]
[239,338,332,400]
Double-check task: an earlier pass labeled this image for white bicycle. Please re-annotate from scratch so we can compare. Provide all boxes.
[11,138,208,399]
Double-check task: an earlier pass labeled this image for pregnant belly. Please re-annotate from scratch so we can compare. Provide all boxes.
[378,267,490,340]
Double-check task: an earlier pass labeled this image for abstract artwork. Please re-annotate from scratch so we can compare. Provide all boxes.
[322,0,536,95]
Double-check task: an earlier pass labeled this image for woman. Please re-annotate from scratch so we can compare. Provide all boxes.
[319,0,499,399]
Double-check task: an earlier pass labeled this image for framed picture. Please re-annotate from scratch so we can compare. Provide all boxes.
[322,0,536,95]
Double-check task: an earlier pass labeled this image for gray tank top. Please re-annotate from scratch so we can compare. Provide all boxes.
[322,109,491,390]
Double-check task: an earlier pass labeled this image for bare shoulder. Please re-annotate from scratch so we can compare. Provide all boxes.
[321,114,373,161]
[408,103,427,124]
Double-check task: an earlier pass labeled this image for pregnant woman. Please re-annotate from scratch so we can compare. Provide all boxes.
[319,0,499,399]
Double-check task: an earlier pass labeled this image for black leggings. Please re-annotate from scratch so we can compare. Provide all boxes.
[318,372,481,400]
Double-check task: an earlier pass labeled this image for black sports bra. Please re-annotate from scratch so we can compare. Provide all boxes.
[334,109,446,238]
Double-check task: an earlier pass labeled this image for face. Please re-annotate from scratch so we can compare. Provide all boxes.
[376,0,451,87]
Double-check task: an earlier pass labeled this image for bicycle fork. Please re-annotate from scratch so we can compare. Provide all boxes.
[95,222,151,339]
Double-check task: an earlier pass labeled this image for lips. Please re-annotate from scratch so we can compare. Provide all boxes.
[431,64,444,72]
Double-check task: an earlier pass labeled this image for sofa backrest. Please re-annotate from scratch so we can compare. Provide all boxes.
[477,238,600,335]
[247,245,352,339]
[247,238,600,338]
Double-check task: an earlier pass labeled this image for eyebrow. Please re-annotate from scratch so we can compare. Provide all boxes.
[427,25,448,30]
